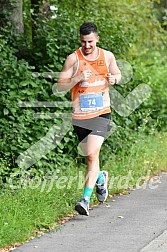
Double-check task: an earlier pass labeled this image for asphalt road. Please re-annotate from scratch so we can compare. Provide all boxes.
[14,172,167,252]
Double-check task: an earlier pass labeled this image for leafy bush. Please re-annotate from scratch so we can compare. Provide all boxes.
[0,35,76,183]
[0,0,167,188]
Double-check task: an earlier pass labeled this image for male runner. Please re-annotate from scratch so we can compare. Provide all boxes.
[58,22,121,216]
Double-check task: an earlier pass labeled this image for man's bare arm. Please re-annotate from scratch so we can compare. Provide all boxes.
[105,51,121,85]
[57,53,92,92]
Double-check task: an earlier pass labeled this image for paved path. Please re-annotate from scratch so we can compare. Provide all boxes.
[15,173,167,252]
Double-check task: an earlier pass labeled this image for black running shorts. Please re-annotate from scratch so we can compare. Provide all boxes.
[72,113,111,143]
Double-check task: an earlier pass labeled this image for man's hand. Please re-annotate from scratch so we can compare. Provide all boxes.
[80,70,92,82]
[107,73,116,85]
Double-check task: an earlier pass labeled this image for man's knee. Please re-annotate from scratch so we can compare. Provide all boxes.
[87,152,99,162]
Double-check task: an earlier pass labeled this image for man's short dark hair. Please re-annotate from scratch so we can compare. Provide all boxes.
[80,22,98,35]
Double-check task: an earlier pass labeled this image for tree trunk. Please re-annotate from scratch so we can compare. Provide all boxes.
[0,0,24,34]
[23,0,33,48]
[11,0,24,34]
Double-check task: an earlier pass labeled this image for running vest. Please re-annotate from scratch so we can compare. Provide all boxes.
[71,47,111,120]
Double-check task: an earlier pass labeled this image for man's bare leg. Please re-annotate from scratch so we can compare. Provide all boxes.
[75,134,104,215]
[80,134,104,189]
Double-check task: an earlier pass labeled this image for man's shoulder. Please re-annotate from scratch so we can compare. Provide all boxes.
[65,51,77,66]
[102,48,115,59]
[67,51,77,61]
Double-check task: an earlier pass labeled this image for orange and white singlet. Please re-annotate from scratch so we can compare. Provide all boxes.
[71,47,111,120]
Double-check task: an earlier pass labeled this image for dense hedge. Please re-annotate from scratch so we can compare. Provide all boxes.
[0,0,166,187]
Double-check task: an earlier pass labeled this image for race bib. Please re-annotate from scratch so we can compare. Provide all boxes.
[80,93,103,111]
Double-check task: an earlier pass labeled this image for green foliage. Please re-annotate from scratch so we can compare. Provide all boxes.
[0,0,167,188]
[0,35,76,182]
[0,132,167,248]
[0,1,167,247]
[138,51,167,130]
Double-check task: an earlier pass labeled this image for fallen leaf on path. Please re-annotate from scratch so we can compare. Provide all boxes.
[117,216,124,219]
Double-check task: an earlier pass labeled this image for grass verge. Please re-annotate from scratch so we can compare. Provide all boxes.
[0,132,167,250]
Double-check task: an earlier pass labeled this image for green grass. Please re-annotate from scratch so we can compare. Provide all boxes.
[0,132,167,249]
[103,132,167,194]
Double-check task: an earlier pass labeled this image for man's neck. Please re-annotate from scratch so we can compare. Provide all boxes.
[81,47,99,60]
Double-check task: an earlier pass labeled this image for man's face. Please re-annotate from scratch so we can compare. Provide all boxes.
[80,32,99,55]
